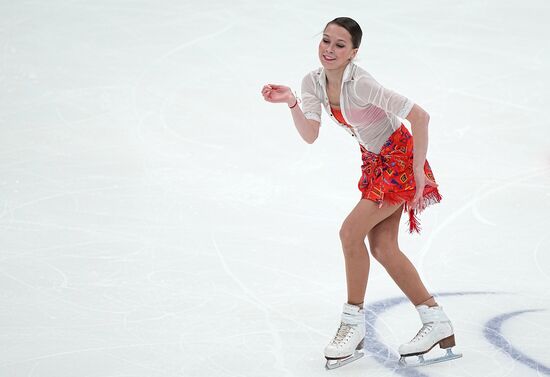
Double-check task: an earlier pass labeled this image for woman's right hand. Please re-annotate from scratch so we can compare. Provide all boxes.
[261,84,295,105]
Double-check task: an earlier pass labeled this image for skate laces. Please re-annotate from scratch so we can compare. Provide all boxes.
[411,323,434,342]
[332,322,355,344]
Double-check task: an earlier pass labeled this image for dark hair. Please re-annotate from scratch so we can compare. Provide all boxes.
[324,17,362,49]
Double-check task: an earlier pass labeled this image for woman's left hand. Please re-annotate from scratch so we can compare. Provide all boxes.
[411,170,438,211]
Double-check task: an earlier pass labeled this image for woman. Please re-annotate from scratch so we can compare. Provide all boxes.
[261,17,460,370]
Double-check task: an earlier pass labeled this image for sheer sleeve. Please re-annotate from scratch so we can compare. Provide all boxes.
[300,73,322,123]
[353,73,414,119]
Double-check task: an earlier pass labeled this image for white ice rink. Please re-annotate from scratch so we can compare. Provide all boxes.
[1,0,549,376]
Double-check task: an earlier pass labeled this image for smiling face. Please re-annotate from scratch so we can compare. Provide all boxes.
[318,23,358,70]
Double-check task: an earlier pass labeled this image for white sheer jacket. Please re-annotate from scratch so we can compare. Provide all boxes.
[300,61,415,154]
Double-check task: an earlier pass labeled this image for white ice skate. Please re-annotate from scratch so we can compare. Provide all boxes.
[398,304,462,368]
[324,303,366,370]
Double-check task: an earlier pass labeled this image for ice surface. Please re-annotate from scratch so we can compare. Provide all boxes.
[0,0,549,376]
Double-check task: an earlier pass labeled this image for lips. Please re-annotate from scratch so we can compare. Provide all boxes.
[323,54,336,62]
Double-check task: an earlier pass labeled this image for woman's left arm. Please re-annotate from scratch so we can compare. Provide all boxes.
[406,103,430,172]
[406,103,437,209]
[353,75,437,208]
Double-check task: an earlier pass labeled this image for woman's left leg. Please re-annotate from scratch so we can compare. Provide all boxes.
[367,204,436,307]
[367,205,461,364]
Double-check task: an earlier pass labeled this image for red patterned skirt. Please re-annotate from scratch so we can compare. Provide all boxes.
[358,124,442,233]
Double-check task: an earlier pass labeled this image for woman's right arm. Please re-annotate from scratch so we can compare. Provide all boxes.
[288,94,320,144]
[261,75,321,144]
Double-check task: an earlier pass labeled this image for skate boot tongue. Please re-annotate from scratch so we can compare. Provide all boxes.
[415,305,449,324]
[341,303,365,326]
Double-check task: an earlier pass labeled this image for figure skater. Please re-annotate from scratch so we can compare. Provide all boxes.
[261,17,462,370]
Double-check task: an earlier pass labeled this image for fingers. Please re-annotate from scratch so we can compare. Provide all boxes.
[261,84,288,103]
[262,84,285,92]
[261,85,273,101]
[410,174,438,211]
[410,186,424,210]
[411,194,421,210]
[261,88,281,103]
[261,84,278,96]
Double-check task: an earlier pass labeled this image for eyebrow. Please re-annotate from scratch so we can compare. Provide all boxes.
[322,33,347,42]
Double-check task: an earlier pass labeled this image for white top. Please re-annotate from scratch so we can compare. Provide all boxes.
[300,61,414,154]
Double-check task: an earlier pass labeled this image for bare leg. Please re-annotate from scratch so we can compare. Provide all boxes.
[339,199,405,307]
[367,204,437,307]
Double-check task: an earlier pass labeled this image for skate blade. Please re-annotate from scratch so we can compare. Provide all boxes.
[325,351,365,370]
[398,348,462,368]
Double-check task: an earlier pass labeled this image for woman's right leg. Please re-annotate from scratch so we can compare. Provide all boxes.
[339,199,404,307]
[325,199,405,369]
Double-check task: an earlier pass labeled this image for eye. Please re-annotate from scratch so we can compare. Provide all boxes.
[322,38,345,48]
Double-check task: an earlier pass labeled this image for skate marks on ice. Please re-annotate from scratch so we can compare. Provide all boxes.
[363,291,549,376]
[484,309,550,375]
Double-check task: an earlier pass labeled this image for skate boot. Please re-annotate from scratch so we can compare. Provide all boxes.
[324,302,366,370]
[398,304,462,367]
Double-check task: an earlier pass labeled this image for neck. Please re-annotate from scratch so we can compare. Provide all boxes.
[324,61,350,88]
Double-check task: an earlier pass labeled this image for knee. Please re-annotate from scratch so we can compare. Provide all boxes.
[369,242,399,265]
[369,243,385,262]
[339,224,366,257]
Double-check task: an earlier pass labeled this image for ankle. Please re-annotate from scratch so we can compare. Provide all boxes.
[416,296,438,307]
[347,301,364,309]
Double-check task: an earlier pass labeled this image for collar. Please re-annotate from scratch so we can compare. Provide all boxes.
[317,61,356,89]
